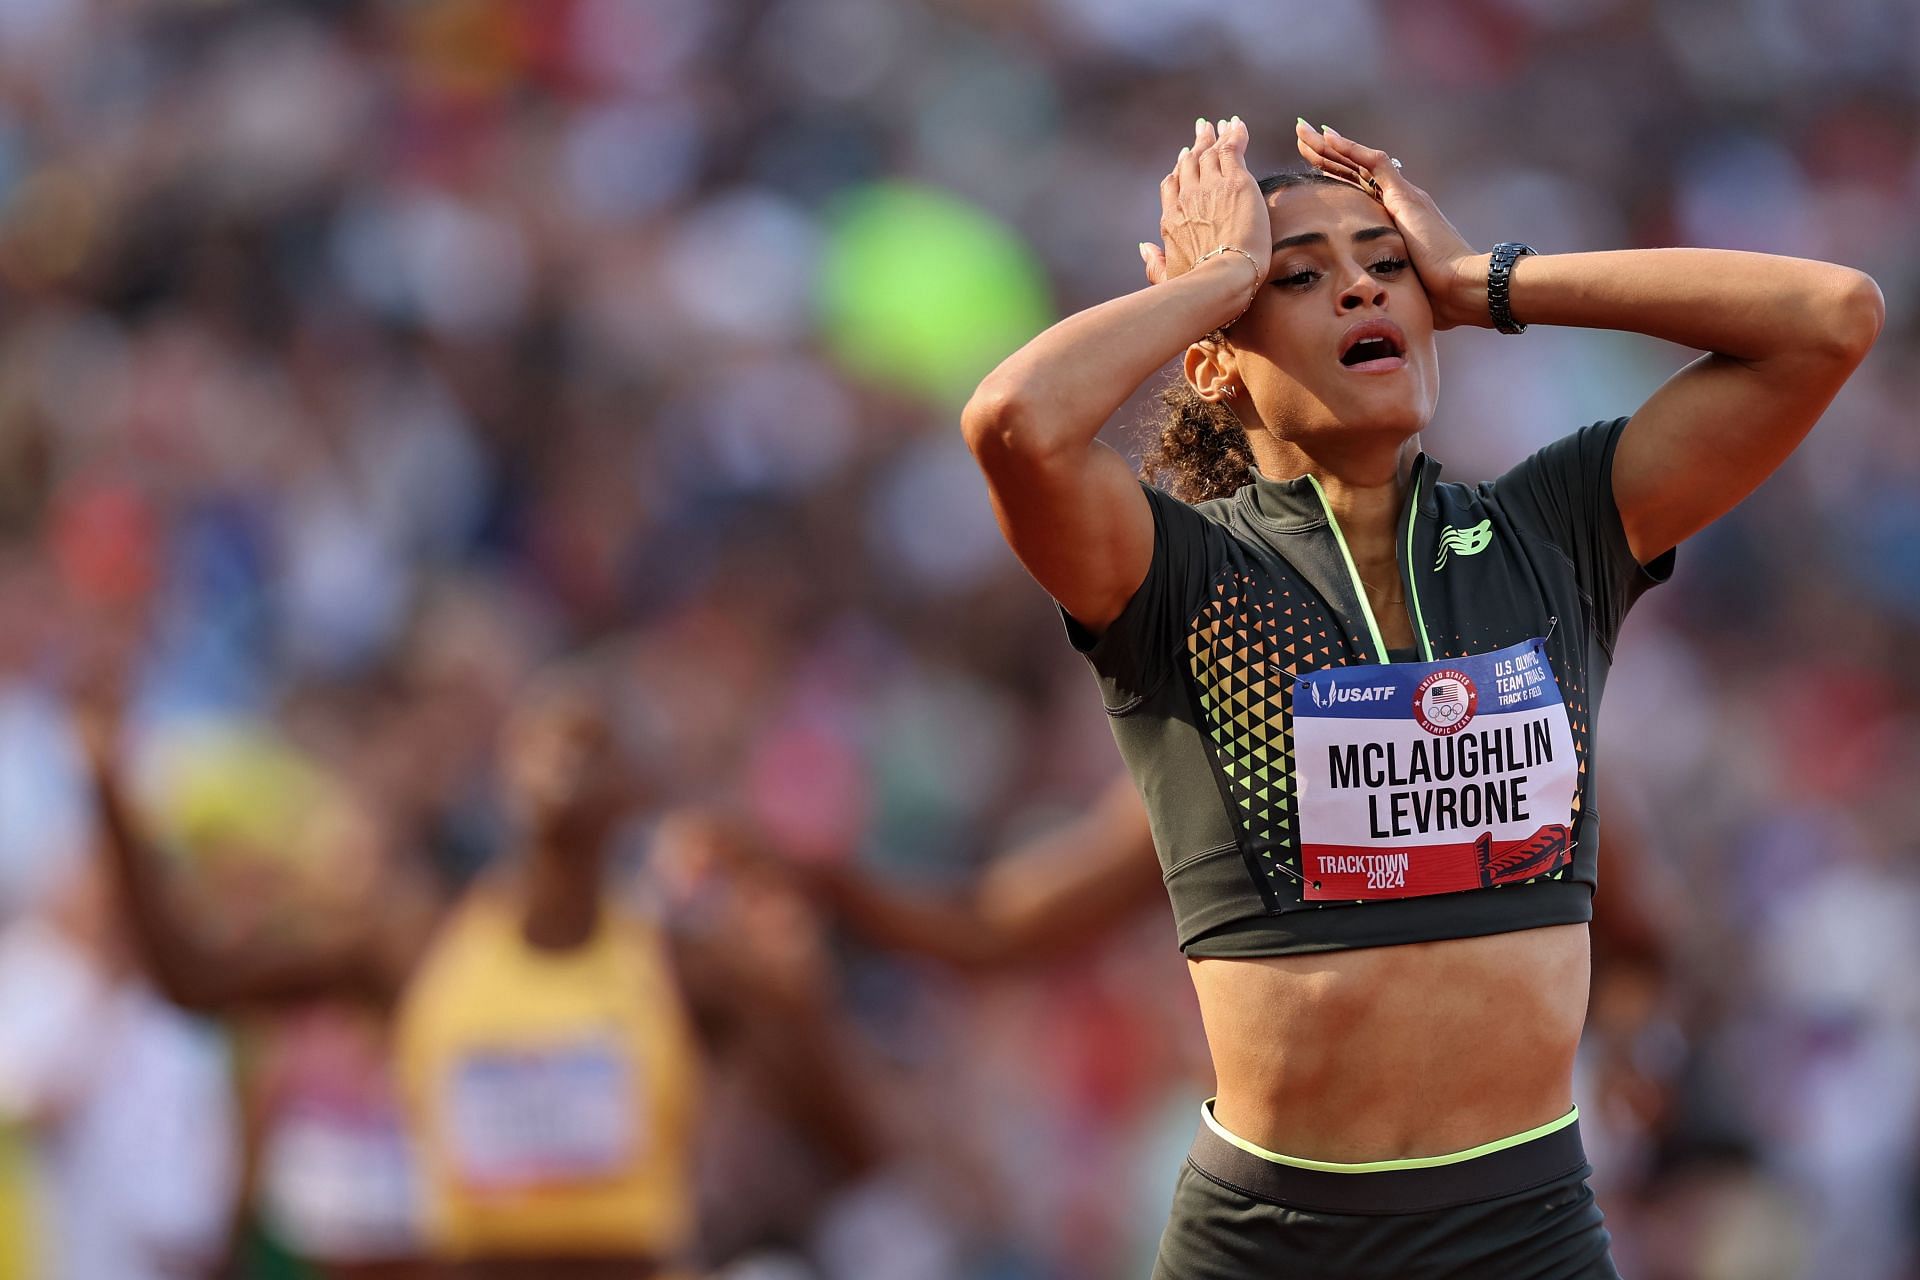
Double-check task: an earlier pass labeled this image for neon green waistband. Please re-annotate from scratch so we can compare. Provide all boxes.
[1200,1098,1580,1174]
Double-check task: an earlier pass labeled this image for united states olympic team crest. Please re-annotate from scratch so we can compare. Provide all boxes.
[1411,669,1478,735]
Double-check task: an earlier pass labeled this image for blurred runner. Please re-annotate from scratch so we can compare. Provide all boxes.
[81,661,879,1280]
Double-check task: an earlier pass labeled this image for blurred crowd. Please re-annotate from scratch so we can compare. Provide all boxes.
[0,0,1916,1277]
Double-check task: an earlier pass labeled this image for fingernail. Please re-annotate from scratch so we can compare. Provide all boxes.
[1180,146,1190,157]
[1196,117,1207,131]
[1295,116,1310,129]
[1321,124,1340,136]
[1139,242,1152,260]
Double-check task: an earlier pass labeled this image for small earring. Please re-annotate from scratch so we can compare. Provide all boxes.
[1221,384,1239,399]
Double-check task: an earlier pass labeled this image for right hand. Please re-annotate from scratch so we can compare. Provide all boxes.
[1141,116,1270,290]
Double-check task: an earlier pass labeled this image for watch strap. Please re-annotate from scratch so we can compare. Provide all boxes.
[1486,241,1536,334]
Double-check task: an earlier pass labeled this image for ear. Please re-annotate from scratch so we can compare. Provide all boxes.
[1182,339,1238,404]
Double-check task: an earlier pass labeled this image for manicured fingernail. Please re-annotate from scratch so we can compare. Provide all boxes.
[1179,146,1190,158]
[1295,116,1310,129]
[1321,124,1340,136]
[1139,242,1152,260]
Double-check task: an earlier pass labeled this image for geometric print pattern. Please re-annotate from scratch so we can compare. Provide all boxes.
[1185,569,1360,905]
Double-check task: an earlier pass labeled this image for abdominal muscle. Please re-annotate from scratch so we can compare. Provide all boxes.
[1190,922,1590,1164]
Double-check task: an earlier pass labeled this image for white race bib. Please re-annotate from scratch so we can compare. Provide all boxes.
[444,1038,639,1188]
[1290,638,1578,900]
[262,1108,420,1256]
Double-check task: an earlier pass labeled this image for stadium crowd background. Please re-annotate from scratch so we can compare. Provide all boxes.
[0,0,1916,1277]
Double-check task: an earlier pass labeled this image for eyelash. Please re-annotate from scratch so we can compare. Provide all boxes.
[1274,258,1410,289]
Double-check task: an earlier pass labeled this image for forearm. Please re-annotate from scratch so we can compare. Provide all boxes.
[1461,248,1882,363]
[680,934,883,1177]
[810,794,1159,973]
[89,763,377,1011]
[964,254,1254,455]
[744,1005,883,1178]
[807,866,1000,970]
[89,764,224,1009]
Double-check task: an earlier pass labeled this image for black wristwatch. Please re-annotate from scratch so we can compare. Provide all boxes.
[1486,241,1535,334]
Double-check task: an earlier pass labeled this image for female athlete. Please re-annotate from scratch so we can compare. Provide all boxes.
[960,115,1882,1277]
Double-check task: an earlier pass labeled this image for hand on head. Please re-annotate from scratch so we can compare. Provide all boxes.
[1290,121,1487,331]
[1139,117,1490,333]
[1140,117,1271,291]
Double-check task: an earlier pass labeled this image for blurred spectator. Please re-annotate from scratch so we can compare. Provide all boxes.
[0,856,238,1280]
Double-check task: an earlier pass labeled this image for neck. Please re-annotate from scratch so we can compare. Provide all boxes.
[1245,429,1425,652]
[514,825,607,952]
[1251,432,1420,552]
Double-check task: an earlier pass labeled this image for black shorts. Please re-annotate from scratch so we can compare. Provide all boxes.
[1151,1103,1619,1280]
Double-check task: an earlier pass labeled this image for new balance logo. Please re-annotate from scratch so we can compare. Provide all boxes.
[1435,518,1493,569]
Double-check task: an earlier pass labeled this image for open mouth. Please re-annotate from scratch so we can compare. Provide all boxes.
[1338,322,1408,372]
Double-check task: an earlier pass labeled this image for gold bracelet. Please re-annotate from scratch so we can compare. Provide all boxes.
[1196,245,1262,325]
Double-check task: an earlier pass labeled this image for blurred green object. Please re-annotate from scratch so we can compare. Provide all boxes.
[146,721,340,866]
[819,183,1052,408]
[0,1126,33,1280]
[234,1214,322,1280]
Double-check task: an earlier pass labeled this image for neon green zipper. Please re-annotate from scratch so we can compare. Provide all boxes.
[1304,471,1432,664]
[1403,471,1434,662]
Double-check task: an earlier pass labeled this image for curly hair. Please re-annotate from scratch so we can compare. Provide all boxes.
[1139,168,1350,504]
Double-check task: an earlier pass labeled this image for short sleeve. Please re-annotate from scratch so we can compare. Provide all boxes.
[1488,416,1676,650]
[1058,483,1218,715]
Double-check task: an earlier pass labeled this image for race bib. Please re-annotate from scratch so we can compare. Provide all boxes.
[262,1109,420,1256]
[444,1039,639,1189]
[1290,638,1577,901]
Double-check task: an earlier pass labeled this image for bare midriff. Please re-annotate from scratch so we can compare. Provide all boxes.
[1190,921,1589,1163]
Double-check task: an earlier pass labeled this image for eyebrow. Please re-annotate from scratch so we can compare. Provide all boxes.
[1271,225,1402,253]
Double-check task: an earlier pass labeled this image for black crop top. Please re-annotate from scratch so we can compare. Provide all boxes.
[1062,417,1675,957]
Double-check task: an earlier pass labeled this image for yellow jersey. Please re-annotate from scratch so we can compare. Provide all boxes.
[395,889,702,1260]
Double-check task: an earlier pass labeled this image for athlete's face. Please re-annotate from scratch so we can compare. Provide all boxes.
[504,688,633,839]
[1222,183,1439,444]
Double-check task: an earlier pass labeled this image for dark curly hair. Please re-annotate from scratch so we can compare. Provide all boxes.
[1139,169,1351,504]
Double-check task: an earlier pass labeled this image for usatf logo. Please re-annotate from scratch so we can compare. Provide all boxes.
[1412,669,1478,736]
[1434,518,1493,568]
[1311,678,1394,709]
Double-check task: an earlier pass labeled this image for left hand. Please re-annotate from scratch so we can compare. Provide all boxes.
[1293,122,1491,331]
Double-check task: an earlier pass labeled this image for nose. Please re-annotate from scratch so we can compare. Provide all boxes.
[1338,264,1385,311]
